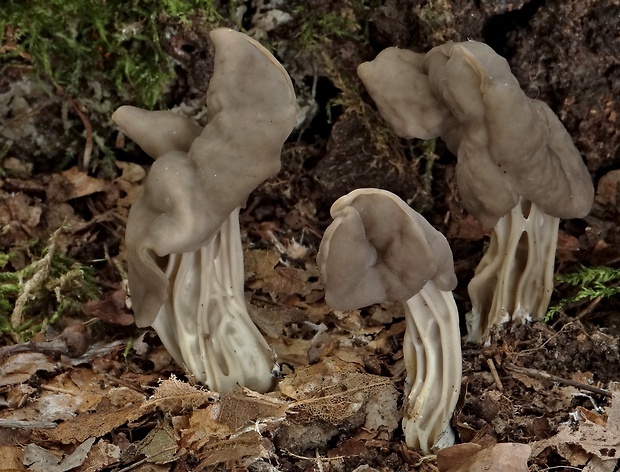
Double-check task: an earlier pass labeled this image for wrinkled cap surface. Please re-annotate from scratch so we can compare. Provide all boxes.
[115,28,297,327]
[112,107,203,159]
[357,48,452,140]
[317,188,457,311]
[358,41,594,228]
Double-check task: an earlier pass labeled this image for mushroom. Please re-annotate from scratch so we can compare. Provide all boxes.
[113,28,297,393]
[357,41,594,343]
[317,188,461,453]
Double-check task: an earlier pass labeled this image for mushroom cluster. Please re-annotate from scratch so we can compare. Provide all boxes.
[317,188,461,453]
[116,31,596,457]
[357,41,594,343]
[114,28,297,393]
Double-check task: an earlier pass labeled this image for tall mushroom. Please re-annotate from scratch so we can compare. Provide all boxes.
[317,188,461,453]
[113,28,297,393]
[357,41,594,343]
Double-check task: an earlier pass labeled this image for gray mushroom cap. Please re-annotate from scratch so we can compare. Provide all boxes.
[317,189,457,311]
[115,28,297,327]
[111,107,203,158]
[357,41,594,228]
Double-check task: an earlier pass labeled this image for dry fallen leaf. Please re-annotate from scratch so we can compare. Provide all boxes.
[532,385,620,464]
[196,431,271,469]
[181,387,288,451]
[280,358,399,432]
[149,375,218,415]
[75,439,121,472]
[45,403,145,444]
[24,438,96,472]
[0,352,57,387]
[45,167,107,203]
[218,387,288,432]
[82,289,134,326]
[130,422,178,465]
[0,445,25,470]
[438,442,531,472]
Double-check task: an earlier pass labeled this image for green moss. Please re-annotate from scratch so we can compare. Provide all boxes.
[1,0,222,109]
[294,6,362,48]
[545,265,620,321]
[0,235,101,343]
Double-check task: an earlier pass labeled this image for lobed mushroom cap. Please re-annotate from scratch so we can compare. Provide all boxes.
[112,107,203,159]
[317,188,457,311]
[118,28,297,327]
[357,47,452,140]
[358,41,594,228]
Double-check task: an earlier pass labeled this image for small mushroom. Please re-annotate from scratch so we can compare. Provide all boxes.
[113,28,297,392]
[357,41,594,343]
[317,188,461,453]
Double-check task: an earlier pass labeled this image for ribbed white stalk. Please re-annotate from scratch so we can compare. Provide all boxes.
[402,280,461,453]
[152,208,275,393]
[466,199,558,344]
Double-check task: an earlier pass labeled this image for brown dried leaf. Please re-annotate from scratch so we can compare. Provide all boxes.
[75,440,121,472]
[181,388,287,452]
[0,352,57,387]
[182,405,232,449]
[249,305,308,339]
[149,375,218,415]
[437,443,483,471]
[82,289,134,326]
[134,422,178,464]
[532,385,620,462]
[280,358,395,426]
[218,387,288,432]
[244,249,280,280]
[269,337,311,367]
[0,445,25,470]
[115,161,146,183]
[264,267,308,297]
[583,456,618,472]
[197,431,270,468]
[24,437,96,472]
[46,167,107,203]
[44,404,144,444]
[438,442,530,472]
[510,372,544,391]
[244,249,313,297]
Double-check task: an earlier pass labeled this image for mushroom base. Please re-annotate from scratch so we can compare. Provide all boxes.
[151,208,277,393]
[466,199,559,344]
[402,280,461,454]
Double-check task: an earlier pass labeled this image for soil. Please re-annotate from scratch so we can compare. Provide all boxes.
[1,1,620,471]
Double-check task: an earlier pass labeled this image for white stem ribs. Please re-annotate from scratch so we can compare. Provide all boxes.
[152,208,276,393]
[466,199,559,343]
[402,280,461,453]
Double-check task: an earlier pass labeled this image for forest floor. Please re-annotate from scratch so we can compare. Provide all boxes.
[1,1,620,471]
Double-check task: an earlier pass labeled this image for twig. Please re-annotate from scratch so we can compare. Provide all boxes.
[40,385,77,395]
[0,419,57,429]
[57,86,93,171]
[504,363,611,397]
[115,458,147,472]
[0,338,68,359]
[576,294,603,320]
[486,357,504,392]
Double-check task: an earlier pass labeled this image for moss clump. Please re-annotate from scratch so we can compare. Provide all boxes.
[294,5,362,48]
[546,266,620,321]
[1,0,222,108]
[0,233,101,343]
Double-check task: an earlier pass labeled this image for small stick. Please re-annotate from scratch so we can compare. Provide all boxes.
[0,419,57,429]
[40,385,76,395]
[486,357,504,392]
[57,86,93,171]
[504,363,611,397]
